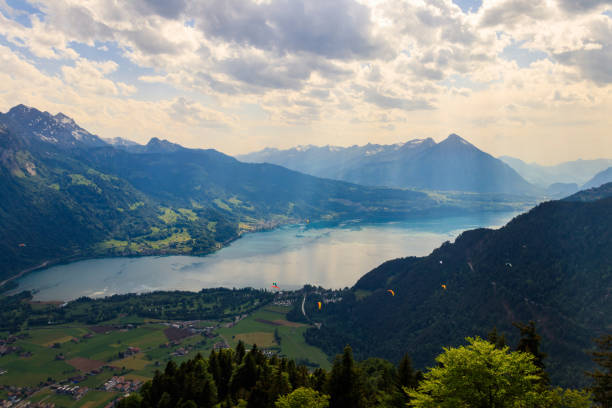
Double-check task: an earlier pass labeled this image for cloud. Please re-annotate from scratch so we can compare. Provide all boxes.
[0,0,610,162]
[480,0,550,28]
[190,0,391,60]
[556,0,612,13]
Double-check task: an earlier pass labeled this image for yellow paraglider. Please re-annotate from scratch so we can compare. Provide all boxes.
[441,284,447,290]
[317,301,322,310]
[387,289,395,296]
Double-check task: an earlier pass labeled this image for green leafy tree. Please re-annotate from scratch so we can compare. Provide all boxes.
[588,334,612,407]
[545,388,593,408]
[408,337,547,407]
[275,387,330,408]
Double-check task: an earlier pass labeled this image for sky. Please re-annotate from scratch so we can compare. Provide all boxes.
[0,0,611,165]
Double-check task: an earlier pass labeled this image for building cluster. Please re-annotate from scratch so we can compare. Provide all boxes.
[103,376,142,393]
[0,385,35,407]
[124,346,140,356]
[213,341,231,351]
[52,384,88,400]
[1,401,54,408]
[0,338,20,357]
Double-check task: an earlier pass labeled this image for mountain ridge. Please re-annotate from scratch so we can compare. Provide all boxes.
[239,135,538,194]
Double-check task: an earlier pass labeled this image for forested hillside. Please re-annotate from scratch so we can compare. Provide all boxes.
[300,183,612,387]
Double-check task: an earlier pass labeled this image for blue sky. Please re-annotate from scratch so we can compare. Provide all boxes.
[0,0,610,164]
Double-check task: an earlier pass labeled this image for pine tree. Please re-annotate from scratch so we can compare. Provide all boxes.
[398,353,418,389]
[328,345,366,408]
[588,335,612,408]
[513,321,548,383]
[236,340,246,364]
[487,327,507,350]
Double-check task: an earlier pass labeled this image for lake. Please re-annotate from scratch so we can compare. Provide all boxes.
[13,211,520,301]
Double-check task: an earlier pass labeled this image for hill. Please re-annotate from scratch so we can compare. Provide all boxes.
[582,166,612,190]
[300,182,612,387]
[239,135,537,194]
[0,105,530,283]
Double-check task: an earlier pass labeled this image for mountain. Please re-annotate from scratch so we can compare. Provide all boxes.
[102,136,141,148]
[301,182,612,387]
[1,104,108,150]
[499,156,612,187]
[545,182,579,198]
[239,134,537,195]
[582,166,612,190]
[1,105,529,284]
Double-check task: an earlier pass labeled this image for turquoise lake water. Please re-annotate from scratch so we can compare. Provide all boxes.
[13,211,520,301]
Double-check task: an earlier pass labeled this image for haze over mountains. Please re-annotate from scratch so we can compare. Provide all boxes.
[1,105,528,283]
[239,135,538,195]
[499,156,612,188]
[582,166,612,190]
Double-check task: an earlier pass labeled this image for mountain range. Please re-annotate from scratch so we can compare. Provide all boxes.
[499,156,612,188]
[300,182,612,387]
[0,105,530,283]
[239,135,538,195]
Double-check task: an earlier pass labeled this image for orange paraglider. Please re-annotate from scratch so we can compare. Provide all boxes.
[317,301,322,310]
[387,289,395,296]
[441,284,447,290]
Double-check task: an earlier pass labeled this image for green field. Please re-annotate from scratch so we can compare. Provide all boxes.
[218,306,331,369]
[0,303,332,406]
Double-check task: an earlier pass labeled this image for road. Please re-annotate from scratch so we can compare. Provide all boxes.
[301,294,307,320]
[0,260,50,288]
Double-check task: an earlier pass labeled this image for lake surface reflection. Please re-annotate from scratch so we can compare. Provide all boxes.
[14,212,519,301]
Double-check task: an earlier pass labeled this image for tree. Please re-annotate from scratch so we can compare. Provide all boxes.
[514,321,548,383]
[588,334,612,407]
[328,345,366,408]
[545,388,593,408]
[398,353,418,389]
[408,337,547,407]
[236,340,246,363]
[487,327,507,350]
[275,387,329,408]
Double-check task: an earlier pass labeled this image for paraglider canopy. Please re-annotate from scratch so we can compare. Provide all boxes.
[387,289,395,296]
[441,284,447,290]
[317,301,322,310]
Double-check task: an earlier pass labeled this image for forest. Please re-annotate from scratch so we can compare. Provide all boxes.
[116,326,612,408]
[0,288,275,332]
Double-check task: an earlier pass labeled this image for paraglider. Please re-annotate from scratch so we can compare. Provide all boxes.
[441,284,447,290]
[317,301,322,310]
[439,260,443,264]
[387,289,395,296]
[271,282,280,289]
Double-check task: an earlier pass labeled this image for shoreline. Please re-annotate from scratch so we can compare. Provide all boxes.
[2,206,529,298]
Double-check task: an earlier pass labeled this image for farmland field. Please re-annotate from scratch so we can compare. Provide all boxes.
[1,301,331,406]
